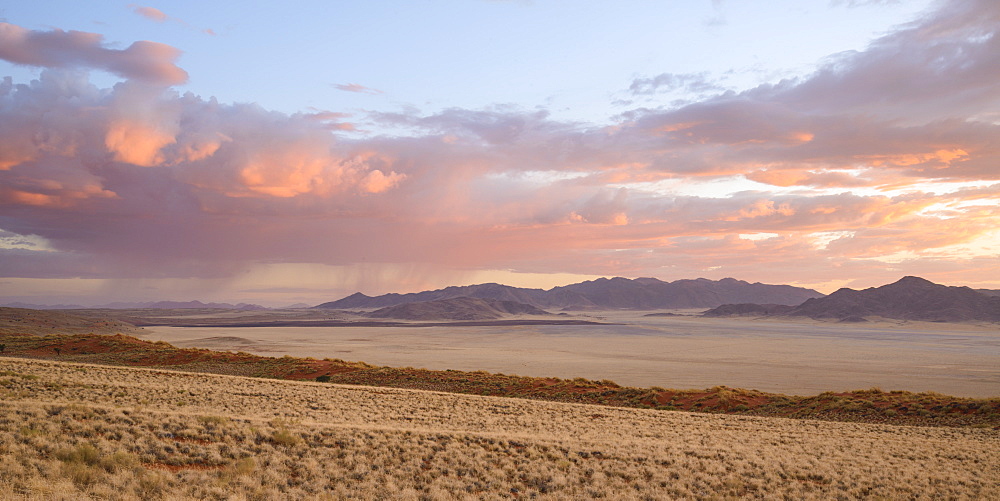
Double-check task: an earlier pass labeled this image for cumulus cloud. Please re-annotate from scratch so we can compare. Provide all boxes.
[0,1,998,296]
[0,70,408,277]
[0,22,188,86]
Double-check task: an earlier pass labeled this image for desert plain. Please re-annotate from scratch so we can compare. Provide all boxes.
[1,357,997,500]
[136,309,1000,397]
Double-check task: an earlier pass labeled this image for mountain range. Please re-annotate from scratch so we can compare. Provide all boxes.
[0,300,267,310]
[366,297,552,321]
[316,277,824,311]
[704,276,1000,323]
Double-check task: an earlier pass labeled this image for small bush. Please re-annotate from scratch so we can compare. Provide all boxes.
[272,428,301,447]
[197,415,230,425]
[56,443,101,466]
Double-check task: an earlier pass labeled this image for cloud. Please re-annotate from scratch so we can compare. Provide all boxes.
[613,0,1000,187]
[128,5,216,35]
[131,5,169,22]
[0,70,408,277]
[1,1,999,298]
[628,72,724,96]
[749,0,1000,122]
[830,0,903,7]
[334,83,383,95]
[0,22,188,85]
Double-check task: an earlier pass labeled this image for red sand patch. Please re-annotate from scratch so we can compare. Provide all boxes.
[158,435,212,445]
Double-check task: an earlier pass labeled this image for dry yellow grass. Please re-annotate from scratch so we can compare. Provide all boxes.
[1,356,997,500]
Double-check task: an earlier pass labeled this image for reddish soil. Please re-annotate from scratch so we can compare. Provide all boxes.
[2,331,998,428]
[143,462,226,472]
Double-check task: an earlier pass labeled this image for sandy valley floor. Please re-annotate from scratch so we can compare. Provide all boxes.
[135,312,1000,397]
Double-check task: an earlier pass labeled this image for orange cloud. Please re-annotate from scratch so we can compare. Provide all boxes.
[860,149,970,168]
[105,120,176,166]
[745,169,808,187]
[170,135,228,164]
[6,190,56,206]
[1,183,116,208]
[361,170,405,194]
[0,149,35,171]
[238,153,328,198]
[724,200,795,221]
[790,132,814,143]
[656,121,702,134]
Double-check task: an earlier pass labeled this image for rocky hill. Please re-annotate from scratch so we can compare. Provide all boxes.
[701,303,796,317]
[317,277,823,310]
[365,297,551,321]
[788,276,1000,322]
[0,307,140,335]
[321,282,550,309]
[705,276,1000,323]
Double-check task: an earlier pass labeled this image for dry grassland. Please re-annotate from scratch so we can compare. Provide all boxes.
[1,357,998,500]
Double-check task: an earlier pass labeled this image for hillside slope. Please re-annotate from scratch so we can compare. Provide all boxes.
[1,357,997,500]
[790,276,1000,322]
[0,307,140,335]
[366,297,551,320]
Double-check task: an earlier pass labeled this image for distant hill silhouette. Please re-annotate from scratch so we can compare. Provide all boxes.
[0,307,139,335]
[702,304,795,317]
[704,276,1000,323]
[101,300,267,310]
[316,277,822,310]
[365,297,551,321]
[323,283,551,309]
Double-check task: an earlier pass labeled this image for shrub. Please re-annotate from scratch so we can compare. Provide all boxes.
[315,375,332,383]
[272,428,301,447]
[197,415,230,426]
[56,443,101,466]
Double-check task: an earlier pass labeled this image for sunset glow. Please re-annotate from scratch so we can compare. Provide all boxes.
[0,0,997,306]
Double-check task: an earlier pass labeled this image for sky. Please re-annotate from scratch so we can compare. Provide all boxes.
[0,0,998,307]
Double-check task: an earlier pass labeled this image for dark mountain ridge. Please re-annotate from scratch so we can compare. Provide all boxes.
[704,276,1000,323]
[366,297,551,321]
[316,277,823,310]
[1,300,267,310]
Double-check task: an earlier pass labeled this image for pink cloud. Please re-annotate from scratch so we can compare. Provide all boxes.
[131,6,169,22]
[0,2,999,296]
[334,83,383,95]
[0,22,188,85]
[129,5,216,36]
